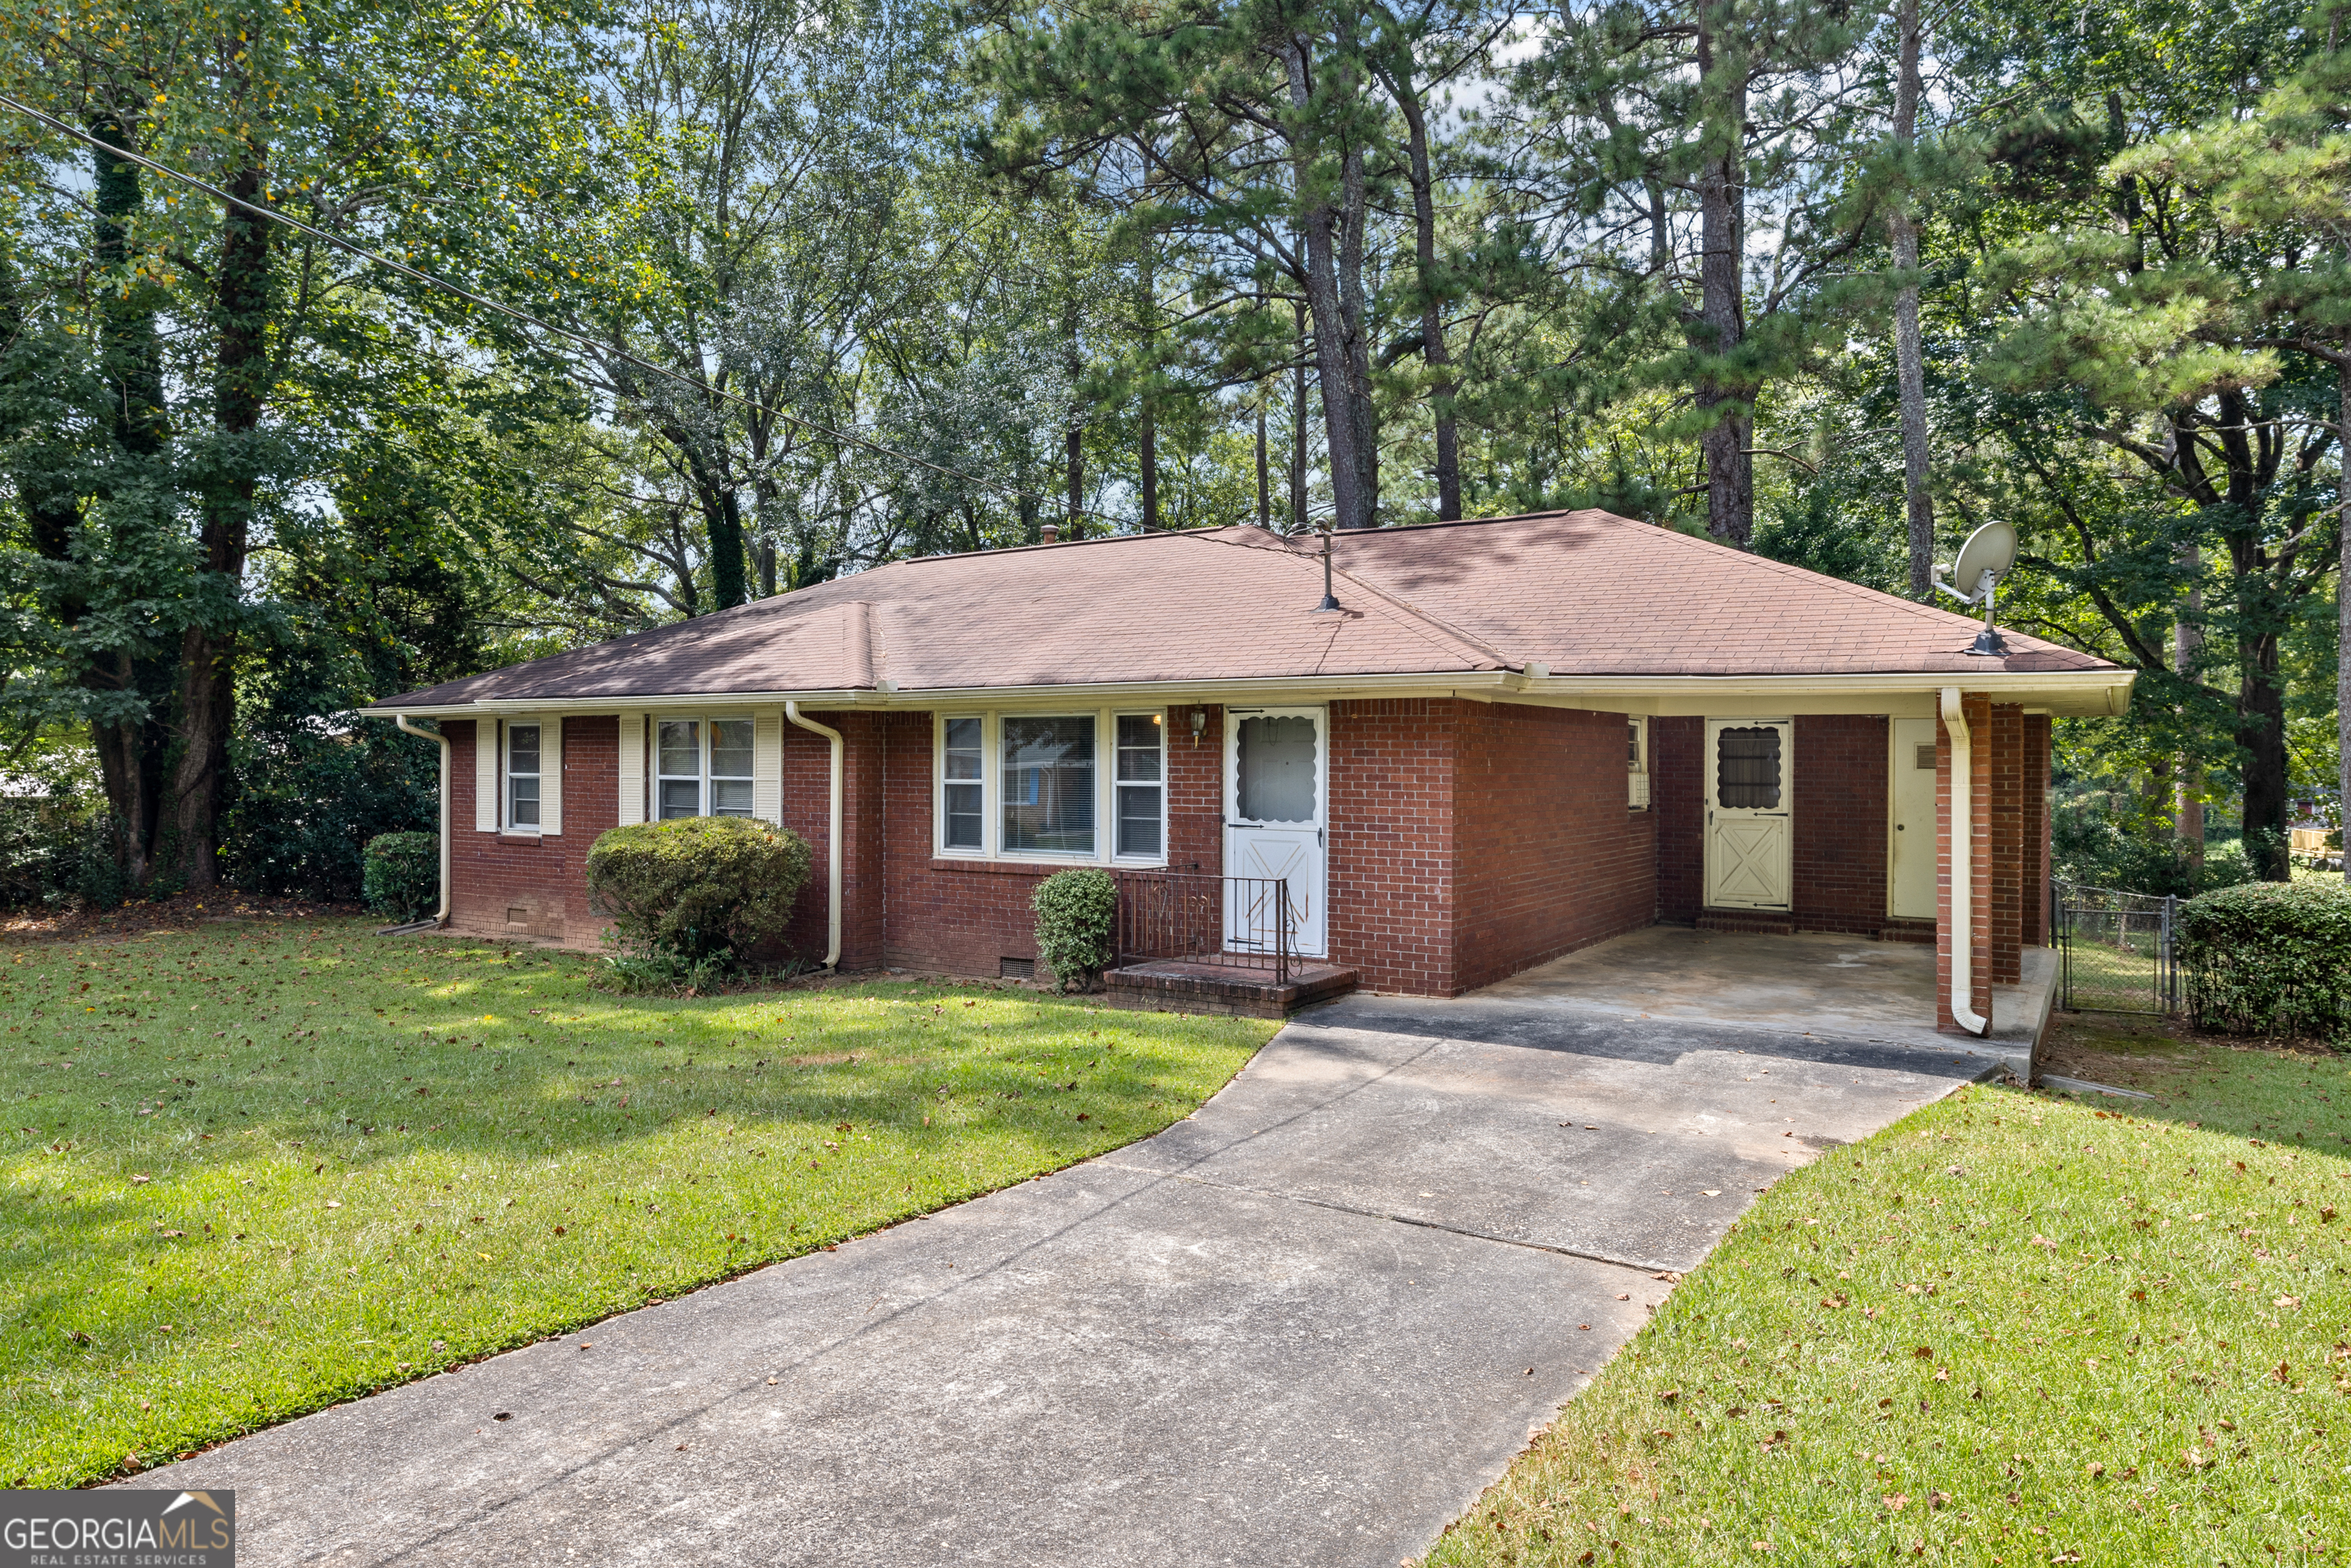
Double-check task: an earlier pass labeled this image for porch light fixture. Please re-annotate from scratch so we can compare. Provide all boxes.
[1313,527,1341,613]
[1190,708,1206,748]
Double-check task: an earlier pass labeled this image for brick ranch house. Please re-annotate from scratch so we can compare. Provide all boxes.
[368,510,2135,1035]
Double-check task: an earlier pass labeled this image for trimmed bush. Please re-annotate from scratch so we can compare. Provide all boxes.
[361,832,440,923]
[2176,879,2351,1042]
[1033,868,1118,991]
[585,817,811,964]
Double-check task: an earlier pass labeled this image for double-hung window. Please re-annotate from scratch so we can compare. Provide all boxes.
[656,717,755,819]
[508,723,542,830]
[936,710,1165,864]
[1114,713,1164,856]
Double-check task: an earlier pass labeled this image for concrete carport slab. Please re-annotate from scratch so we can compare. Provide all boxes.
[135,992,1991,1567]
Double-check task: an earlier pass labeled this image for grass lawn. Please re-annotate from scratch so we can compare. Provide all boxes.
[1423,1016,2351,1566]
[0,916,1274,1487]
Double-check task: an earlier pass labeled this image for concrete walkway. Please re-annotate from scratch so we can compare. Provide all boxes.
[136,993,1991,1566]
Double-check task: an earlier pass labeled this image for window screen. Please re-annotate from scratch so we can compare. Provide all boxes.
[509,724,541,827]
[657,719,701,819]
[1002,715,1095,853]
[1715,726,1783,809]
[943,717,984,849]
[1914,743,1937,771]
[1236,715,1317,823]
[1115,713,1163,857]
[709,719,754,817]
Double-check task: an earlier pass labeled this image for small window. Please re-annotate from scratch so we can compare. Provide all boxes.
[1003,715,1095,855]
[657,719,701,819]
[1628,721,1642,767]
[710,719,754,817]
[1116,712,1165,858]
[1235,714,1317,823]
[942,716,984,850]
[1627,716,1650,809]
[508,723,542,829]
[1716,726,1783,809]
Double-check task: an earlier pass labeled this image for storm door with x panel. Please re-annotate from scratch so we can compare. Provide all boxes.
[1704,719,1793,911]
[1222,707,1328,958]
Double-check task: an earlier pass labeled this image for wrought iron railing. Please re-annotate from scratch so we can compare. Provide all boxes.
[2055,881,2178,1016]
[1113,871,1291,985]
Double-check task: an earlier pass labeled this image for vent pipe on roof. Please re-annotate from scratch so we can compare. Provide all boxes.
[1313,527,1340,613]
[1040,523,1059,545]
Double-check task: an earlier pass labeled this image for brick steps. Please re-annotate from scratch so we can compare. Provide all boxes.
[1103,960,1360,1019]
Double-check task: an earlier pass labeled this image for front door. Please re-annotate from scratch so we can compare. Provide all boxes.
[1224,707,1328,958]
[1704,719,1792,911]
[1888,718,1938,920]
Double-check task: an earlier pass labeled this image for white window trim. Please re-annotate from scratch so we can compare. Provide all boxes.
[1111,708,1170,864]
[933,708,1168,868]
[1628,715,1651,811]
[654,714,756,820]
[505,720,544,835]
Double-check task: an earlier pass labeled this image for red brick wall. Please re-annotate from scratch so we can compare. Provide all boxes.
[1327,698,1458,994]
[1451,702,1654,992]
[1989,703,2025,983]
[447,715,618,947]
[2023,713,2051,947]
[1652,716,1704,923]
[1791,715,1889,936]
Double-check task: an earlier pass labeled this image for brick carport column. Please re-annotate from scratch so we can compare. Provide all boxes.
[1936,692,1994,1034]
[1989,703,2024,985]
[2021,714,2052,947]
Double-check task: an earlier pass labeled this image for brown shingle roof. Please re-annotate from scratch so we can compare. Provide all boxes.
[374,508,2113,708]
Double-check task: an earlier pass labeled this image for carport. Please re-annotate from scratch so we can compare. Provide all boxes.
[1472,926,2054,1078]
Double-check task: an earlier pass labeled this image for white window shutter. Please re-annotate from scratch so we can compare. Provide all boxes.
[475,719,498,832]
[617,712,645,825]
[754,712,784,824]
[542,717,564,836]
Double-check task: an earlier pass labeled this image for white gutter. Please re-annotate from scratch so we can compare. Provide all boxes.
[394,715,451,925]
[784,702,843,970]
[1941,687,1987,1036]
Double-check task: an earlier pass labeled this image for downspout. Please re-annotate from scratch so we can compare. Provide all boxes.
[394,715,451,925]
[785,702,843,970]
[1941,688,1987,1036]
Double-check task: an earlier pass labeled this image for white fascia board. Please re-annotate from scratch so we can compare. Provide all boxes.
[365,664,2134,721]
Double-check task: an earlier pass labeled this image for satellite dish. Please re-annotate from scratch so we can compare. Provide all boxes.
[1933,521,2019,657]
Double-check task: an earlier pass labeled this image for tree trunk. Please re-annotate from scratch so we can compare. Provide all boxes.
[2175,542,2204,871]
[710,477,748,609]
[2239,625,2291,880]
[168,148,273,888]
[1392,77,1459,520]
[1889,0,1933,594]
[1140,404,1158,531]
[1288,41,1366,534]
[1066,297,1085,537]
[1338,129,1379,527]
[1256,385,1270,527]
[1291,300,1310,530]
[1693,0,1752,548]
[86,118,172,886]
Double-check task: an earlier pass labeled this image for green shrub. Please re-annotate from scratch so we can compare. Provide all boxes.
[361,831,440,923]
[1033,868,1118,991]
[584,817,811,965]
[2176,879,2351,1042]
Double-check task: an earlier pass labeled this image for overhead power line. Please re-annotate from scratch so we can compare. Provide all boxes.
[0,91,1031,504]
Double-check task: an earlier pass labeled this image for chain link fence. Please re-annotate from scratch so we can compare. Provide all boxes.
[2054,881,2179,1015]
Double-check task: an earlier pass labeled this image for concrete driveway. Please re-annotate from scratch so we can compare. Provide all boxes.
[136,990,1991,1567]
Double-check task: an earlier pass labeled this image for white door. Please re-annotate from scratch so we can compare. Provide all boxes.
[1704,719,1792,911]
[1889,718,1938,920]
[1224,707,1328,958]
